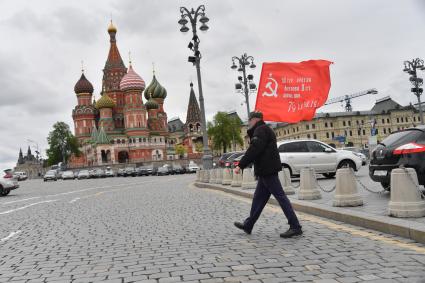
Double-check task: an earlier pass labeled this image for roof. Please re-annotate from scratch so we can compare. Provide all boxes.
[96,127,110,144]
[371,96,402,113]
[144,75,167,99]
[168,118,184,132]
[185,82,201,125]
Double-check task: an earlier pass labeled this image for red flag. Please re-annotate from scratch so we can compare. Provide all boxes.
[255,60,332,123]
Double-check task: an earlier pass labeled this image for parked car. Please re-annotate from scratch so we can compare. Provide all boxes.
[218,152,238,168]
[104,167,114,177]
[369,125,425,190]
[187,163,200,173]
[136,166,149,176]
[13,171,28,181]
[2,171,19,190]
[124,167,137,177]
[62,171,75,180]
[0,178,16,196]
[157,167,169,176]
[44,170,58,182]
[117,168,125,177]
[94,168,106,178]
[341,147,367,165]
[77,170,90,180]
[73,171,79,179]
[277,139,362,178]
[172,164,186,174]
[224,152,245,168]
[88,169,96,179]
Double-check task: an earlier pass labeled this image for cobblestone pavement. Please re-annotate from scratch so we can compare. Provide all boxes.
[0,174,424,283]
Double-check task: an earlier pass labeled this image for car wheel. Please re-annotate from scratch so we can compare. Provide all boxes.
[337,160,356,170]
[0,186,10,196]
[323,173,336,178]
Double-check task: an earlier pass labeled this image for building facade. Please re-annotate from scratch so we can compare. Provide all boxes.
[14,147,46,179]
[69,22,170,168]
[270,97,421,149]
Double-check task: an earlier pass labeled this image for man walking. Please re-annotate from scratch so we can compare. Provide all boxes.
[234,111,302,238]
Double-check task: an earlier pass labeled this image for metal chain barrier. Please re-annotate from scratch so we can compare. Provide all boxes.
[313,172,336,193]
[347,166,387,194]
[400,166,425,199]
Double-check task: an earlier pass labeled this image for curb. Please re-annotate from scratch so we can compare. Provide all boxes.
[194,182,425,244]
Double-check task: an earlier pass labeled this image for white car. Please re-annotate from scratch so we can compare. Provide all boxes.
[13,171,28,181]
[0,178,16,196]
[340,147,367,165]
[277,139,362,178]
[62,171,75,180]
[187,163,200,173]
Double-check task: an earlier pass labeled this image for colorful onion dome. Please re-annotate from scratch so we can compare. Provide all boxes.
[108,20,117,33]
[145,97,159,110]
[120,64,145,91]
[144,75,167,100]
[95,94,116,109]
[74,73,94,94]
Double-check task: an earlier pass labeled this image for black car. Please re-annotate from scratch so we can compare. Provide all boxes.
[218,152,238,168]
[224,152,245,168]
[117,168,125,177]
[172,164,186,174]
[137,166,149,176]
[124,167,137,177]
[369,126,425,190]
[157,167,169,176]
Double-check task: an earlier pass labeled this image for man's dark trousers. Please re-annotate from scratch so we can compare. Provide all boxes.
[244,173,301,230]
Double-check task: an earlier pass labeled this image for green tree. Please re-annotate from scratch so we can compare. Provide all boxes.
[195,142,204,153]
[46,122,81,166]
[207,112,243,153]
[175,144,187,158]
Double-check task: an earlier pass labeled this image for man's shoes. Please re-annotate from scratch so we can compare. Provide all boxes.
[280,228,303,238]
[234,222,252,234]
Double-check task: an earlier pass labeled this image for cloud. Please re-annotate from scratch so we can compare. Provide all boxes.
[1,0,425,170]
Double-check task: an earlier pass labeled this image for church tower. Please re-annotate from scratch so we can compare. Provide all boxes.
[72,70,97,143]
[102,21,127,129]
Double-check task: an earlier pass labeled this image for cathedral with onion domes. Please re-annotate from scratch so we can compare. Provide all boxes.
[69,21,177,167]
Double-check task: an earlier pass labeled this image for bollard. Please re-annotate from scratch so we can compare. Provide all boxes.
[211,168,217,184]
[333,167,363,207]
[279,168,295,195]
[388,168,425,217]
[242,167,257,190]
[216,168,223,184]
[298,168,321,200]
[222,168,233,185]
[199,170,205,183]
[196,170,201,182]
[231,168,243,187]
[203,169,210,183]
[209,169,216,184]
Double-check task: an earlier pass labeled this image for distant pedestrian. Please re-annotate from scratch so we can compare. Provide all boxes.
[234,111,302,238]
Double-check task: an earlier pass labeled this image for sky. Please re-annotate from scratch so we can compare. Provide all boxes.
[0,0,424,170]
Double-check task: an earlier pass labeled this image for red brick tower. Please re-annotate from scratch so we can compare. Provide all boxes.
[72,71,97,143]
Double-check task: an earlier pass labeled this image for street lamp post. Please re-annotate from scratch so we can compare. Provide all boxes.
[231,53,257,118]
[403,58,425,125]
[178,5,213,169]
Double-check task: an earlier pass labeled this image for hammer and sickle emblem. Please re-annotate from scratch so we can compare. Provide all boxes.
[262,73,278,97]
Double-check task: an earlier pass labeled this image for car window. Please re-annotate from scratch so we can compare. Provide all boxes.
[279,142,309,153]
[307,141,328,152]
[381,129,424,147]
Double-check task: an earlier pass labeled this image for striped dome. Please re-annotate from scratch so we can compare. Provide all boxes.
[120,65,145,91]
[144,75,167,99]
[96,94,116,109]
[145,97,159,110]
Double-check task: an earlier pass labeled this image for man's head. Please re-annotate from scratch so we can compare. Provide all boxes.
[248,111,263,128]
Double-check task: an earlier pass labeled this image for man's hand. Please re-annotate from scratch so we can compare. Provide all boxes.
[234,166,241,174]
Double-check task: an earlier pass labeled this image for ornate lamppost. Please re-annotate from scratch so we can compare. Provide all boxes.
[178,5,213,169]
[403,58,425,125]
[231,53,257,118]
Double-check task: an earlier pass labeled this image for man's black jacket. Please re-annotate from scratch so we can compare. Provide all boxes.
[238,120,282,176]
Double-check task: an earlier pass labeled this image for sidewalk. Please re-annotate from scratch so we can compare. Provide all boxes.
[194,173,425,244]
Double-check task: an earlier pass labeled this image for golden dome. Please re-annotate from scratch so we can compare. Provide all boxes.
[96,94,116,109]
[108,21,117,33]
